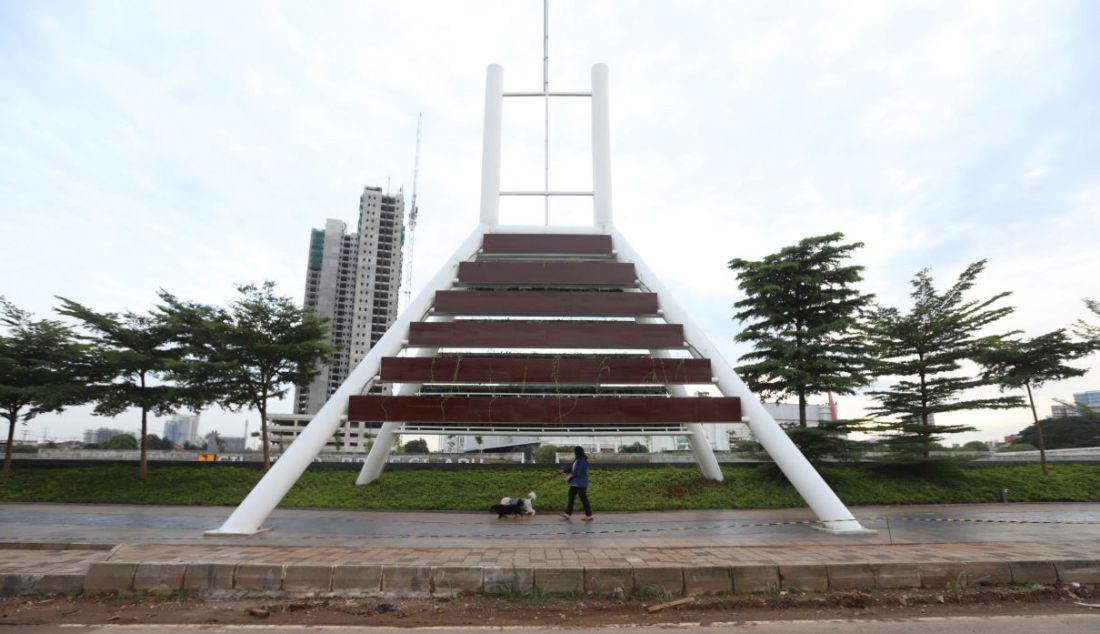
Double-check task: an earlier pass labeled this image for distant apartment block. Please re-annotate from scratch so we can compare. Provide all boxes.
[295,186,405,414]
[81,427,129,445]
[162,413,200,445]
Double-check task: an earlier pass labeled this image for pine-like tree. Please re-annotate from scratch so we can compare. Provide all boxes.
[728,232,873,427]
[864,260,1023,460]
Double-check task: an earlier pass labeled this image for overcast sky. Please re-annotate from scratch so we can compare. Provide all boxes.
[2,0,1098,446]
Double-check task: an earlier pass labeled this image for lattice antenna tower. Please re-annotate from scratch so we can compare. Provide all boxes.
[402,113,422,309]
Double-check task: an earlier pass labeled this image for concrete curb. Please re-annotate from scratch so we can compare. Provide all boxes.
[6,558,1089,598]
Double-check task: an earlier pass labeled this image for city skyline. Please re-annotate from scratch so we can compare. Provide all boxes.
[2,1,1098,447]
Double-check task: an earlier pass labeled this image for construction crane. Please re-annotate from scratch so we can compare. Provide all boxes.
[402,114,422,310]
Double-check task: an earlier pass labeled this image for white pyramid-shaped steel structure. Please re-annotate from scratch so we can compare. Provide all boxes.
[210,64,868,535]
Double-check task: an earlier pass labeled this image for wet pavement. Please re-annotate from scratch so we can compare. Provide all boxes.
[2,501,1099,548]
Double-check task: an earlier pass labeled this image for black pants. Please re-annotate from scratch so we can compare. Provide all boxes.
[566,486,592,517]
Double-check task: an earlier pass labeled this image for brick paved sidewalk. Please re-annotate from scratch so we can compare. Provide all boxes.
[4,539,1099,598]
[3,503,1099,598]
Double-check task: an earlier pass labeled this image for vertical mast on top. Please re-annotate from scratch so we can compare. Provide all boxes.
[543,0,550,225]
[487,0,609,228]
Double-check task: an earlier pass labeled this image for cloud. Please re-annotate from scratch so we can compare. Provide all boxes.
[3,0,1099,444]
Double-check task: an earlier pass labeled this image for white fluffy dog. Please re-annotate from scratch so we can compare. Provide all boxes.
[491,491,537,518]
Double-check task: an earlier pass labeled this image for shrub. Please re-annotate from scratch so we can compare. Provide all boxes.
[533,444,569,464]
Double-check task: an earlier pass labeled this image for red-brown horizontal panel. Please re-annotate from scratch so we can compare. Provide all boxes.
[348,395,740,424]
[457,262,635,286]
[482,233,613,255]
[434,290,658,316]
[381,355,712,384]
[407,321,684,349]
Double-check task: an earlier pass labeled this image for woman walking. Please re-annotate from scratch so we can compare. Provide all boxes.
[558,446,593,521]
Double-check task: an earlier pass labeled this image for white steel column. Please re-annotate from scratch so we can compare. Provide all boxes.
[685,422,723,480]
[591,64,613,227]
[642,319,724,481]
[356,317,452,485]
[613,227,867,533]
[480,64,504,226]
[209,225,488,534]
[358,421,401,484]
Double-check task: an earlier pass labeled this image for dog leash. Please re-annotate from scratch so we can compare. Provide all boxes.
[529,470,568,493]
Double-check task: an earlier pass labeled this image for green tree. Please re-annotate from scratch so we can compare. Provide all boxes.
[146,433,176,451]
[533,443,569,464]
[403,438,429,453]
[728,233,873,427]
[784,419,869,463]
[1016,416,1100,450]
[864,261,1023,460]
[961,440,990,452]
[159,282,331,470]
[102,433,138,450]
[617,441,648,453]
[997,442,1038,452]
[1,298,91,481]
[56,298,196,481]
[977,330,1097,473]
[1074,298,1100,343]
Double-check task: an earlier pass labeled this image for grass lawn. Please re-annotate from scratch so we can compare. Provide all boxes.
[1,462,1097,511]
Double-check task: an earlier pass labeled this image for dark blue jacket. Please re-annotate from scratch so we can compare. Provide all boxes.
[566,457,589,487]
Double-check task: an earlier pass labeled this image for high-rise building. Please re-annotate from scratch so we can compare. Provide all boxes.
[1073,390,1100,415]
[163,413,200,445]
[295,186,405,414]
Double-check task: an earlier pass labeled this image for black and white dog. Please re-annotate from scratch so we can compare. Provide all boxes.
[490,491,537,518]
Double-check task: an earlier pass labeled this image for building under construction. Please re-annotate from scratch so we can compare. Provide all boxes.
[294,186,405,415]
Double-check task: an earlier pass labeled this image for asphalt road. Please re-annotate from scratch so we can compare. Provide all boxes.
[8,614,1100,633]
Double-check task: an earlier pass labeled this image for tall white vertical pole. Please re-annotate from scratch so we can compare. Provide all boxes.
[480,64,504,226]
[591,63,613,227]
[543,0,550,226]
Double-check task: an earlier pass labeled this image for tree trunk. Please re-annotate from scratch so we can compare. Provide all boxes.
[140,406,148,481]
[918,368,929,460]
[921,412,931,460]
[798,388,807,428]
[260,394,270,472]
[139,372,148,481]
[2,414,16,482]
[1025,382,1047,475]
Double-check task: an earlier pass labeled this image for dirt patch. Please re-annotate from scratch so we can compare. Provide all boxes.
[1,584,1096,627]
